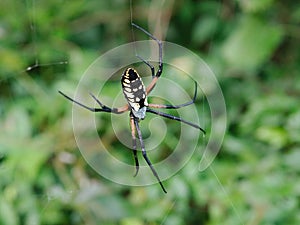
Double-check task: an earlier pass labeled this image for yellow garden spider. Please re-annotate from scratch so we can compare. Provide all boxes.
[59,23,205,193]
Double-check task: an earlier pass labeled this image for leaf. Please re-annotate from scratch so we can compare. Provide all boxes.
[221,16,283,72]
[0,199,18,225]
[286,110,300,143]
[121,218,143,225]
[192,16,218,45]
[237,0,275,13]
[255,126,288,148]
[283,148,300,171]
[3,106,32,139]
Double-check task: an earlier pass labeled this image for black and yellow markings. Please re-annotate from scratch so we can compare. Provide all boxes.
[121,68,148,111]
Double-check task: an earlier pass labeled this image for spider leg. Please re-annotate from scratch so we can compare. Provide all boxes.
[132,23,163,94]
[89,93,128,114]
[134,118,167,193]
[130,115,139,177]
[59,91,128,114]
[146,108,206,134]
[136,55,155,78]
[148,81,198,109]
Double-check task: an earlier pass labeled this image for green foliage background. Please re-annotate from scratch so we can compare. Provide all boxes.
[1,0,299,224]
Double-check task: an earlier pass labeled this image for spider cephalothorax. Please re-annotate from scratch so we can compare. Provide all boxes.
[59,23,205,193]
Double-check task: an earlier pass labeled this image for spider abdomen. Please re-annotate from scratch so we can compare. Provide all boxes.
[121,68,148,119]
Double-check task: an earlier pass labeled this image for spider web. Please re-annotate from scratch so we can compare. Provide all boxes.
[0,0,73,223]
[0,0,242,224]
[128,0,244,224]
[0,1,68,83]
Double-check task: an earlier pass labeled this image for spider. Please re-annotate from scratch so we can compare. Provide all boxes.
[59,23,205,193]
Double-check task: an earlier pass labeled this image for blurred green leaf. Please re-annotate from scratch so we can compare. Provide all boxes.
[286,110,300,143]
[237,0,275,13]
[221,16,283,72]
[255,126,288,148]
[1,0,299,224]
[120,218,143,225]
[0,198,18,225]
[192,16,218,45]
[3,106,31,138]
[283,148,300,171]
